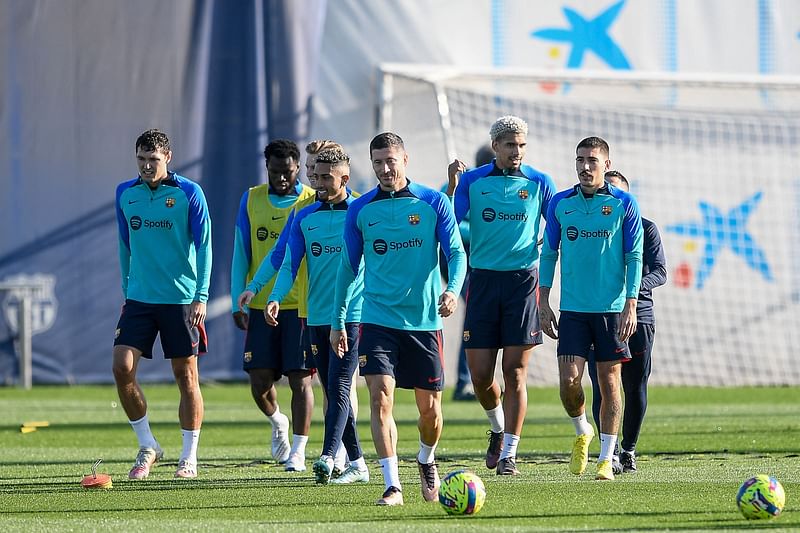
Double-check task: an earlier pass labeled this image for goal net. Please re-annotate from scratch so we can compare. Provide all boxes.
[377,64,800,386]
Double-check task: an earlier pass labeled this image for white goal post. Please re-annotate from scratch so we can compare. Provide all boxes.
[377,63,800,386]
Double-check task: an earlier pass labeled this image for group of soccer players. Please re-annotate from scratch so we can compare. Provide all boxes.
[112,115,665,505]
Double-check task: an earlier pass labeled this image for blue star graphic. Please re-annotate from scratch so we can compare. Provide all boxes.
[666,192,773,289]
[531,0,631,70]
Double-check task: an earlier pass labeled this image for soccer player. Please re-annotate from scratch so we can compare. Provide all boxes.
[263,148,369,485]
[453,116,556,475]
[231,139,317,471]
[113,129,212,480]
[587,170,666,474]
[303,139,360,475]
[539,137,644,481]
[330,132,467,506]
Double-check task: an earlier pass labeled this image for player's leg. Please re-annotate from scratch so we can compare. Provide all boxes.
[620,323,655,472]
[366,373,402,505]
[586,354,602,430]
[494,266,542,475]
[360,323,402,505]
[112,301,162,480]
[243,308,289,463]
[278,310,314,472]
[556,311,594,476]
[171,355,203,478]
[595,360,622,480]
[591,312,629,481]
[161,303,207,479]
[496,345,533,475]
[586,351,622,473]
[396,329,445,502]
[326,323,369,484]
[463,269,505,469]
[285,370,313,471]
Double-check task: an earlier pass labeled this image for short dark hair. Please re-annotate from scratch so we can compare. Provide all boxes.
[315,148,350,168]
[369,132,404,155]
[136,129,170,153]
[264,139,300,163]
[605,170,629,189]
[475,144,494,167]
[576,136,610,157]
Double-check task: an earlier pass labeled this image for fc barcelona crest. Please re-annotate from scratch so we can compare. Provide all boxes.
[463,330,471,342]
[243,352,253,363]
[359,355,367,368]
[165,197,176,208]
[408,214,420,225]
[518,189,529,200]
[602,205,612,215]
[311,344,318,356]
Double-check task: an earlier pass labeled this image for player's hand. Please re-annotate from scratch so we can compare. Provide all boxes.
[329,328,348,358]
[540,302,559,339]
[437,290,457,318]
[264,301,280,326]
[232,311,249,330]
[237,290,256,313]
[617,298,638,342]
[189,301,206,328]
[446,159,467,196]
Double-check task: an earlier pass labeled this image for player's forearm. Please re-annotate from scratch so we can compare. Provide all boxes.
[332,261,357,330]
[539,286,552,307]
[445,246,467,295]
[194,244,212,303]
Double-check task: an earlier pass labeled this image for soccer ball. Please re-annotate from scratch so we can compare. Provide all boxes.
[438,470,486,516]
[736,475,785,520]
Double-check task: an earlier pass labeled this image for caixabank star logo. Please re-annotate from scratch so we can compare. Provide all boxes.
[666,192,772,289]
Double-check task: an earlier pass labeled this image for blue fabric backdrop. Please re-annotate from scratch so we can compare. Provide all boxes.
[0,0,327,383]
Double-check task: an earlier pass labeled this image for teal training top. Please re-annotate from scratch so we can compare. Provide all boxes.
[454,163,555,270]
[540,183,643,313]
[116,173,212,304]
[333,181,467,331]
[266,195,364,326]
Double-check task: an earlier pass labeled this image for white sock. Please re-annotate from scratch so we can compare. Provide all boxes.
[180,429,200,464]
[599,433,618,462]
[379,456,401,490]
[351,456,367,471]
[571,413,594,436]
[290,434,308,456]
[499,432,520,460]
[417,439,437,464]
[267,407,284,426]
[485,404,505,433]
[129,414,158,449]
[334,442,348,467]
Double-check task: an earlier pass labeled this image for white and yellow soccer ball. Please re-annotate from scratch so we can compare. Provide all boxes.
[438,470,486,516]
[736,475,785,520]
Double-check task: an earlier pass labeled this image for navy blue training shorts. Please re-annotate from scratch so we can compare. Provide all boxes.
[463,268,542,349]
[358,323,444,391]
[243,308,313,375]
[114,299,207,359]
[556,310,631,363]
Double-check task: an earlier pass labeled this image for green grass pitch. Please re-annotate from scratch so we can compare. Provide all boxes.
[1,384,798,531]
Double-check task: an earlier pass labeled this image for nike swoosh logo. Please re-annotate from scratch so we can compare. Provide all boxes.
[368,221,380,227]
[307,226,319,231]
[480,191,491,195]
[615,347,626,353]
[564,210,576,214]
[191,341,199,348]
[128,200,140,204]
[271,216,284,220]
[427,377,441,383]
